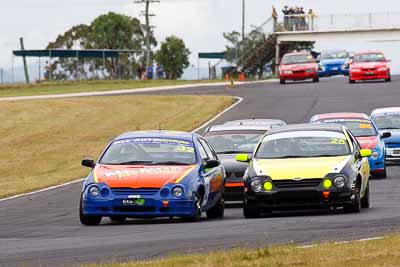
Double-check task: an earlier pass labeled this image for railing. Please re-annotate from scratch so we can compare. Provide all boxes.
[280,12,400,32]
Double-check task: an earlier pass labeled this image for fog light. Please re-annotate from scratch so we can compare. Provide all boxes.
[263,181,273,191]
[100,188,110,197]
[323,179,332,189]
[89,186,100,197]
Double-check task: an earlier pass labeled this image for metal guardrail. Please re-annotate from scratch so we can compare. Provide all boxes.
[281,12,400,32]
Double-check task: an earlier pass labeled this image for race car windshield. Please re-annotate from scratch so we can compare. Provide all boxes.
[256,132,351,159]
[100,138,196,165]
[204,131,265,154]
[372,113,400,129]
[320,51,349,60]
[281,54,315,65]
[318,119,377,137]
[353,53,386,63]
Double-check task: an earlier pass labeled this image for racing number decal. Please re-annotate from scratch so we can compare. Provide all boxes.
[330,138,346,145]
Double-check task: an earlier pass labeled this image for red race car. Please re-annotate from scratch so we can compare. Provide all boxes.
[279,52,319,84]
[348,51,391,83]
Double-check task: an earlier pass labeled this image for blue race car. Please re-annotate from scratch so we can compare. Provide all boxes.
[318,50,350,77]
[80,131,225,225]
[371,107,400,163]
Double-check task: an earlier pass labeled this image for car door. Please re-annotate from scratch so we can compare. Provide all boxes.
[347,130,369,193]
[198,138,224,208]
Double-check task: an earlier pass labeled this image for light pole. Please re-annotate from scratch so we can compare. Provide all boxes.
[242,0,245,41]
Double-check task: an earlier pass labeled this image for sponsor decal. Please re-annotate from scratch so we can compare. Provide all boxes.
[104,167,186,179]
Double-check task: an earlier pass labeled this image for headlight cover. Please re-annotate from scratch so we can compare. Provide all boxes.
[172,186,184,198]
[333,176,346,188]
[371,151,379,159]
[284,70,293,75]
[251,179,263,192]
[89,186,100,197]
[378,67,387,72]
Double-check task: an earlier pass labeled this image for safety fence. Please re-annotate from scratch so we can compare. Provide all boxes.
[280,12,400,32]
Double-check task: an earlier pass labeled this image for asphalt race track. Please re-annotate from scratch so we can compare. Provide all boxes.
[1,77,400,266]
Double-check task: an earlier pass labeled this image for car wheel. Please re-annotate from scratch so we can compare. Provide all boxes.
[243,197,260,218]
[206,193,225,219]
[313,77,319,83]
[361,181,370,209]
[376,166,387,179]
[79,196,102,226]
[385,73,391,82]
[182,193,202,222]
[344,186,361,213]
[349,77,355,84]
[109,216,127,223]
[280,79,286,84]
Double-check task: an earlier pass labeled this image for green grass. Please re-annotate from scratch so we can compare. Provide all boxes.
[0,95,234,198]
[0,79,224,97]
[83,234,400,267]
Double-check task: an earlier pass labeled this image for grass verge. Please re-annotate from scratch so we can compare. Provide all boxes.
[83,234,400,267]
[0,95,234,198]
[0,79,224,98]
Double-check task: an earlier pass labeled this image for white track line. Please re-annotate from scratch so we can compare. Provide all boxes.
[298,236,385,249]
[0,96,243,203]
[0,80,272,102]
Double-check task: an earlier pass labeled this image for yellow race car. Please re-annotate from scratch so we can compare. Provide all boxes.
[236,124,371,218]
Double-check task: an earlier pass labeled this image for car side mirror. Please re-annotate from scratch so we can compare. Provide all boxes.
[82,158,95,168]
[381,132,392,139]
[235,154,251,163]
[204,159,220,169]
[359,149,372,158]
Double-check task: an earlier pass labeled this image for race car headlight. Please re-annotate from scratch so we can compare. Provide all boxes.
[378,67,388,72]
[371,151,379,159]
[284,70,293,75]
[172,186,184,198]
[89,186,100,197]
[319,64,325,71]
[251,179,263,192]
[306,68,316,73]
[333,176,346,188]
[323,179,332,189]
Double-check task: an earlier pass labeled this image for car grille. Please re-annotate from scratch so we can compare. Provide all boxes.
[386,142,400,148]
[362,68,376,71]
[226,171,245,179]
[273,179,322,188]
[111,188,159,196]
[113,206,156,213]
[293,70,305,74]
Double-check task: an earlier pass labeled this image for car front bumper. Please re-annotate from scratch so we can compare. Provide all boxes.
[386,147,400,161]
[245,188,354,211]
[225,182,244,201]
[281,72,317,81]
[82,196,195,218]
[350,71,389,81]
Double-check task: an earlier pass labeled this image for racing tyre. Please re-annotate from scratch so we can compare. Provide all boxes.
[376,166,387,179]
[280,79,286,84]
[206,193,225,219]
[349,78,355,84]
[109,216,127,223]
[243,198,260,218]
[361,181,370,209]
[385,73,391,82]
[344,186,361,213]
[79,197,102,226]
[182,193,202,222]
[313,77,319,83]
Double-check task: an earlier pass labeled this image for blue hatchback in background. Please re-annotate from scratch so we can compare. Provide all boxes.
[371,107,400,163]
[318,50,350,77]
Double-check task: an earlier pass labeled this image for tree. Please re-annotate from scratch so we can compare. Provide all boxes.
[46,12,157,80]
[155,36,190,79]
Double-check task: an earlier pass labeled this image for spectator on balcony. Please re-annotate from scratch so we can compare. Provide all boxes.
[309,9,317,30]
[282,6,290,30]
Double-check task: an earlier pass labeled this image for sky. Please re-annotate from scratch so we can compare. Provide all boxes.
[1,0,400,79]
